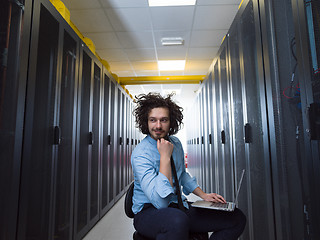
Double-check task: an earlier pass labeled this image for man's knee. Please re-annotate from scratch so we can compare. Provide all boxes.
[234,208,246,231]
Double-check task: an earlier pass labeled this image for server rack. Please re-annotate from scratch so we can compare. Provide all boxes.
[1,0,135,239]
[187,0,320,239]
[0,0,32,239]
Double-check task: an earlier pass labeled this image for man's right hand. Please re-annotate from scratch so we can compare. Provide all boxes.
[157,138,174,186]
[157,138,173,160]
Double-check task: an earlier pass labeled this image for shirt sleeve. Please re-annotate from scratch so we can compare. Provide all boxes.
[181,171,199,195]
[132,154,175,209]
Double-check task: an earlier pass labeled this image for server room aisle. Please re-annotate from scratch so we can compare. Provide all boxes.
[83,195,135,240]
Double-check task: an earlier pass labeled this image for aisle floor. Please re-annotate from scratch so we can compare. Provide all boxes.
[83,192,201,240]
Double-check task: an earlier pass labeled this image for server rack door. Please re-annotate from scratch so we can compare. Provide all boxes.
[90,62,101,224]
[227,21,250,240]
[291,0,320,238]
[109,81,116,203]
[0,0,31,238]
[74,49,92,237]
[120,93,126,192]
[115,88,122,199]
[53,28,79,240]
[17,3,60,239]
[195,96,201,180]
[219,46,234,201]
[124,97,129,186]
[213,61,223,195]
[199,89,205,189]
[207,74,216,193]
[238,0,275,239]
[203,83,211,192]
[101,73,111,214]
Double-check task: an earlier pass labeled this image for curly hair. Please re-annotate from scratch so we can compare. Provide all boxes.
[133,92,183,135]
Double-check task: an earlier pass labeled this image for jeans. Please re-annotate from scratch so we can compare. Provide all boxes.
[133,203,246,240]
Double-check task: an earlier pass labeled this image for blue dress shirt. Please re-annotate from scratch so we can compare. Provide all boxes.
[131,135,199,214]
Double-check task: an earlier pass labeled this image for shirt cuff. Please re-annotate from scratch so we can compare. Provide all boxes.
[155,172,174,198]
[182,176,199,195]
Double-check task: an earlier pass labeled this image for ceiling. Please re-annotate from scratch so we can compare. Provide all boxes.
[61,0,241,109]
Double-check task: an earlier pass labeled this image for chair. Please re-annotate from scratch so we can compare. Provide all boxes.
[124,182,208,240]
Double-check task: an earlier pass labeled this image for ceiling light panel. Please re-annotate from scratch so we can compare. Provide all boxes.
[161,37,184,46]
[148,0,196,7]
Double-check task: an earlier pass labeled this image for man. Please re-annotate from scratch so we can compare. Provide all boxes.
[131,93,246,240]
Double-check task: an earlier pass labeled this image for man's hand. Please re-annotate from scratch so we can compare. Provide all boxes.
[157,138,174,186]
[193,187,226,203]
[157,138,174,160]
[202,193,226,203]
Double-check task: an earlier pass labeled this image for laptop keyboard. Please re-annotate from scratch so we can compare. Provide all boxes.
[210,202,229,208]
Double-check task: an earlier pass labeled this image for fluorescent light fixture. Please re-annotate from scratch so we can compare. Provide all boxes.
[161,37,184,46]
[158,60,186,71]
[148,0,196,7]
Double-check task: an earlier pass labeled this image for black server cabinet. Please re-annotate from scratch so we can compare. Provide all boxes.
[109,81,116,203]
[215,46,234,201]
[199,88,205,189]
[115,88,122,200]
[17,1,79,239]
[0,0,31,239]
[207,73,216,193]
[101,72,112,215]
[238,1,275,239]
[213,61,223,195]
[74,46,101,239]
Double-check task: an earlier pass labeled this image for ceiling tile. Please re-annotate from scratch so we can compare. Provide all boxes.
[115,71,137,77]
[193,5,239,30]
[109,61,133,71]
[187,47,219,60]
[62,0,101,9]
[97,49,128,62]
[134,70,160,76]
[84,32,122,49]
[185,60,212,71]
[157,47,187,60]
[100,0,148,8]
[125,48,156,61]
[150,6,195,31]
[159,71,185,76]
[70,9,113,32]
[132,61,158,71]
[106,8,152,31]
[190,30,227,47]
[116,31,154,48]
[197,0,242,5]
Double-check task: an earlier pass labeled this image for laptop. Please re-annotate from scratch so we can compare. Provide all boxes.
[191,169,245,212]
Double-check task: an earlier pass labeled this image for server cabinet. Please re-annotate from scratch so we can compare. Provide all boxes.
[219,46,234,201]
[199,88,205,189]
[53,27,79,240]
[213,61,223,195]
[0,0,31,239]
[74,45,102,239]
[227,20,249,240]
[115,88,122,200]
[74,48,91,238]
[109,81,116,203]
[237,1,275,239]
[207,73,216,193]
[101,72,112,215]
[291,0,320,238]
[18,0,79,239]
